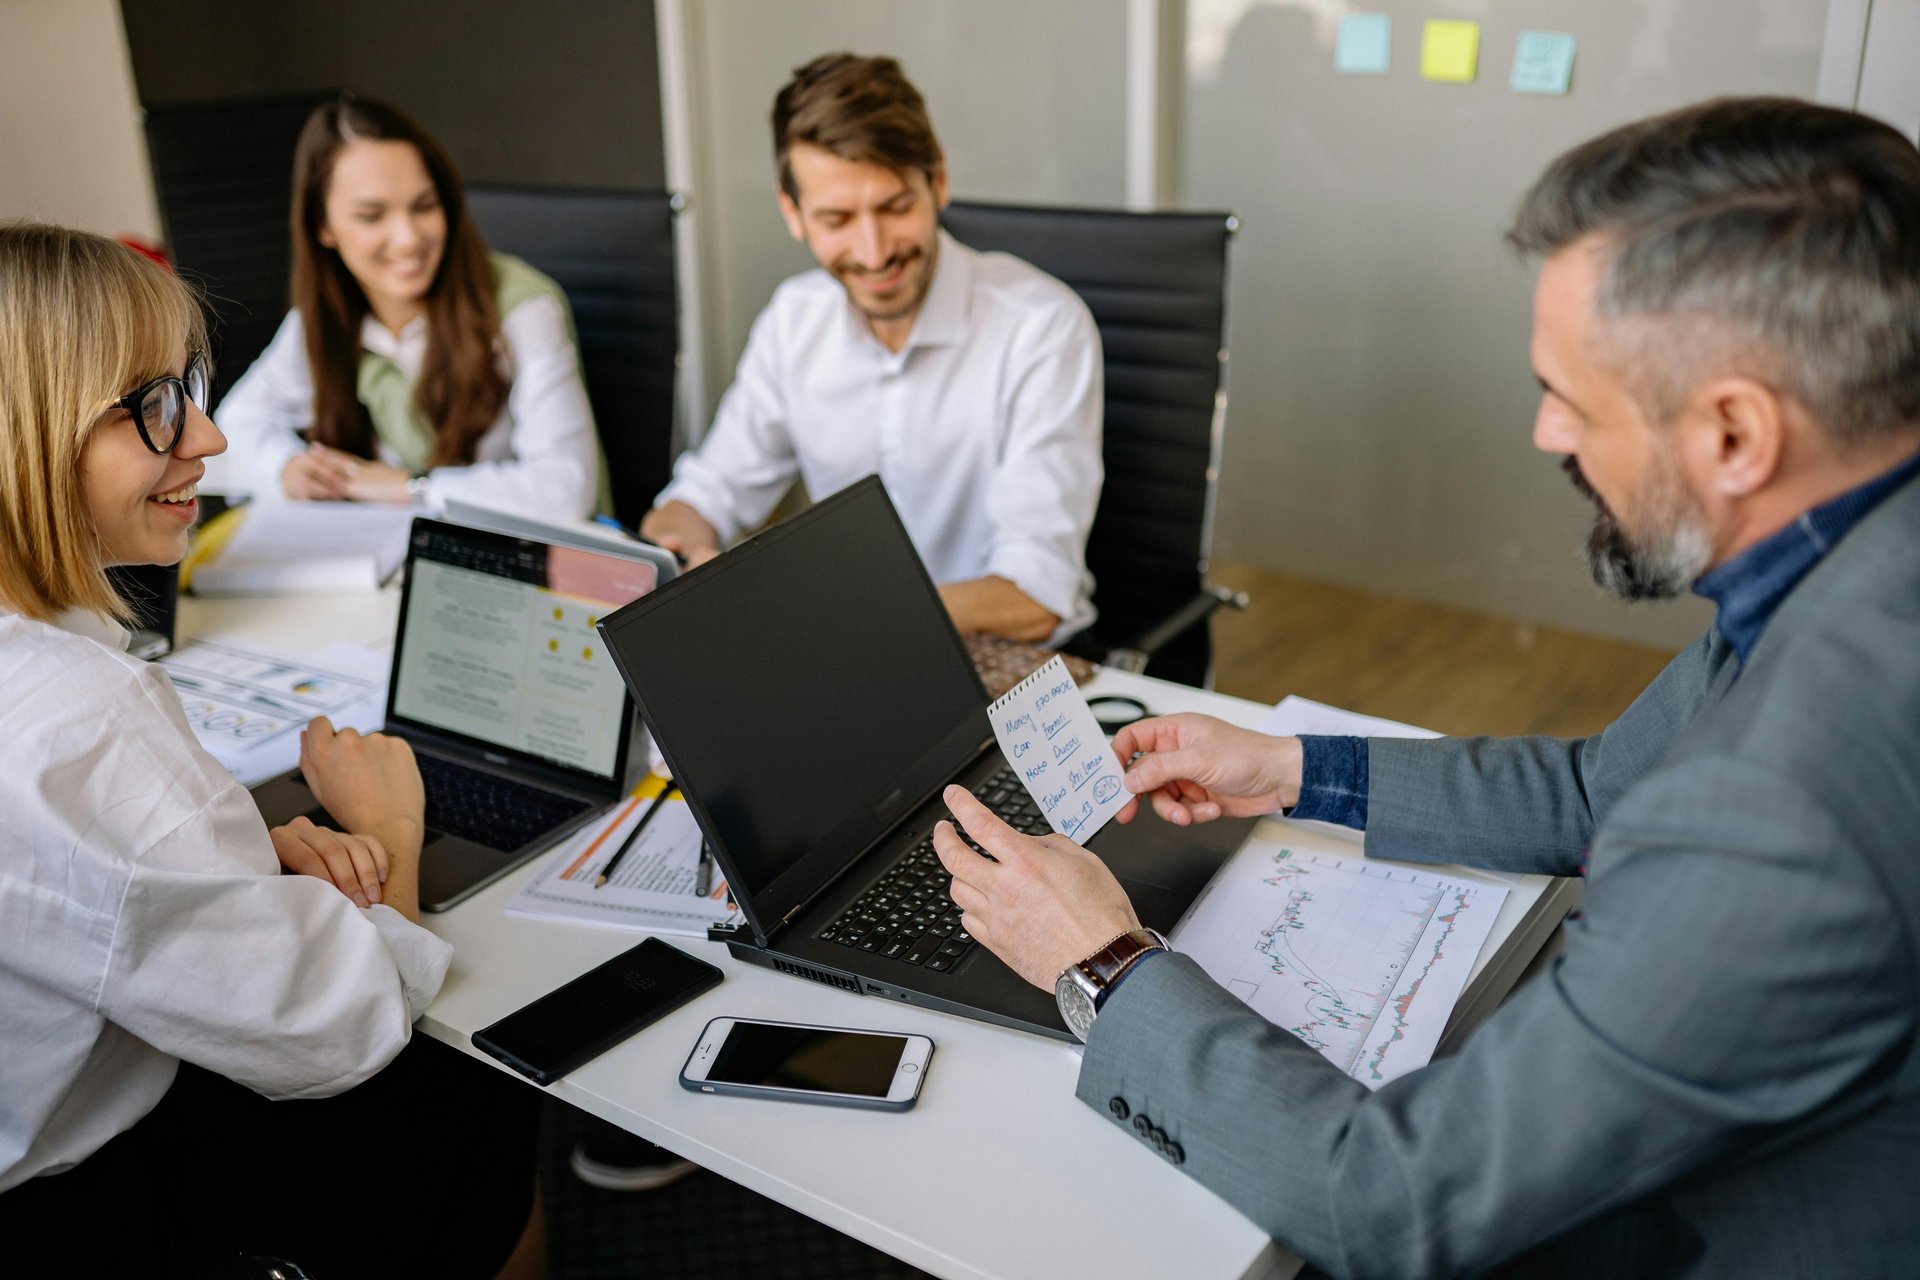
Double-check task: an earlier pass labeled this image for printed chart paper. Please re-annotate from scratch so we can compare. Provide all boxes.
[1173,827,1507,1088]
[162,636,385,781]
[989,655,1128,844]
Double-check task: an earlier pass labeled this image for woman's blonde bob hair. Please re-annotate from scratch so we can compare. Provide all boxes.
[0,222,206,622]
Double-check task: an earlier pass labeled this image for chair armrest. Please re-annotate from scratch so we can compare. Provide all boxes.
[1102,584,1250,674]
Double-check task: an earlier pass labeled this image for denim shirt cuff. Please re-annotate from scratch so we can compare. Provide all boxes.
[1286,734,1369,830]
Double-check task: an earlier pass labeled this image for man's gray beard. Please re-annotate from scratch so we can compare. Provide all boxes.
[1562,456,1714,601]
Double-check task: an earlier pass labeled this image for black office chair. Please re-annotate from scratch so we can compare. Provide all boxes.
[941,200,1246,688]
[466,186,681,527]
[143,91,338,408]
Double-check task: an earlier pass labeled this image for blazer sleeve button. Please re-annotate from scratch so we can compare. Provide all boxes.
[1108,1097,1131,1121]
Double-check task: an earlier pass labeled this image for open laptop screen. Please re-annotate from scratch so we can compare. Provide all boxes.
[389,520,658,782]
[598,478,989,925]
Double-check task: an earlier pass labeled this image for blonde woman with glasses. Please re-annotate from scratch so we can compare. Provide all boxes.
[0,224,543,1278]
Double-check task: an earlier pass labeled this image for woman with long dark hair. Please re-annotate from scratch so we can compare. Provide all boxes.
[214,95,600,517]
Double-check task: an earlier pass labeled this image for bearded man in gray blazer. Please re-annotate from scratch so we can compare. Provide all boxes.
[934,97,1920,1279]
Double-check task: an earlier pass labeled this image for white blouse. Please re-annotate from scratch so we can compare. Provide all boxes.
[206,293,599,519]
[0,608,452,1192]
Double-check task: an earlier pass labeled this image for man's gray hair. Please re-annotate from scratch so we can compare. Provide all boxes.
[1510,97,1920,451]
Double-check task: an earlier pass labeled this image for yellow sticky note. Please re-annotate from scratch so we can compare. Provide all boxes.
[1421,19,1480,83]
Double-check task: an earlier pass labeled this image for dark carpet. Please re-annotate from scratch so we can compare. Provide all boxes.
[539,1099,935,1279]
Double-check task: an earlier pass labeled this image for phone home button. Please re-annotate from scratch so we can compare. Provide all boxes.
[902,1062,919,1074]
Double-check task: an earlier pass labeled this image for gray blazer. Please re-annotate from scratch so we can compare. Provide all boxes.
[1080,471,1920,1279]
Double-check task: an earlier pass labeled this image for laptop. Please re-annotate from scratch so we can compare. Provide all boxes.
[441,496,683,579]
[595,477,1255,1039]
[252,518,664,911]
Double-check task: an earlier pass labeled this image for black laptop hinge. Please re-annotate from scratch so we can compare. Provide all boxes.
[771,735,999,932]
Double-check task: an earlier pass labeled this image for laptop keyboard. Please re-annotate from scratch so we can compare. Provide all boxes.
[816,766,1053,973]
[414,754,592,852]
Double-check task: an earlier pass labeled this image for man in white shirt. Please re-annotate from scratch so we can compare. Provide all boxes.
[642,52,1103,643]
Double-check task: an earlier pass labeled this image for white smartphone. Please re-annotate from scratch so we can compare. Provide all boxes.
[680,1017,934,1111]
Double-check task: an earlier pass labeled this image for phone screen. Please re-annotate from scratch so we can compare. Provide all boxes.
[708,1023,908,1097]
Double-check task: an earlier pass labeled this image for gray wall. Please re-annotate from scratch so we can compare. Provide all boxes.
[685,0,1129,412]
[119,0,664,189]
[2,0,160,239]
[1186,0,1827,647]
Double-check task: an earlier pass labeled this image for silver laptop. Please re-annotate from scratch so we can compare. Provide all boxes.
[251,518,664,911]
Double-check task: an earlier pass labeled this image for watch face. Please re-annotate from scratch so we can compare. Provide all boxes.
[1056,974,1096,1041]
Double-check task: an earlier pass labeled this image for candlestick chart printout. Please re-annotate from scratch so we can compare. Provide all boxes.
[1172,830,1507,1088]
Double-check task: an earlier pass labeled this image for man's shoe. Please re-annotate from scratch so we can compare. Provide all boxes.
[569,1128,698,1192]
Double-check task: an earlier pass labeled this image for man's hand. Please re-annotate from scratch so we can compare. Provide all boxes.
[1113,714,1303,826]
[271,817,389,908]
[640,500,723,567]
[933,784,1141,991]
[939,576,1059,644]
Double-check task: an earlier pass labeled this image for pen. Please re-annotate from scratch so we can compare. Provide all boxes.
[595,784,679,889]
[694,840,714,897]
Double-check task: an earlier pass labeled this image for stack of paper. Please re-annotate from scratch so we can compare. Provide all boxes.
[191,502,417,595]
[508,779,742,937]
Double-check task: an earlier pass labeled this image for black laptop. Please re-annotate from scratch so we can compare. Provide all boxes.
[595,477,1254,1039]
[252,518,664,911]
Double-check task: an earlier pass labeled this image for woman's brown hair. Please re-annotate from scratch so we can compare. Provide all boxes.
[289,95,507,467]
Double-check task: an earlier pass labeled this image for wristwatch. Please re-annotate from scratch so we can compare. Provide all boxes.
[404,473,429,503]
[1055,927,1169,1042]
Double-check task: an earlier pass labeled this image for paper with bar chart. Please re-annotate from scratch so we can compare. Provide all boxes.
[1172,829,1507,1088]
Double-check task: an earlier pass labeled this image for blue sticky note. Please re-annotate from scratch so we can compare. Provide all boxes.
[1511,30,1576,95]
[1335,14,1392,75]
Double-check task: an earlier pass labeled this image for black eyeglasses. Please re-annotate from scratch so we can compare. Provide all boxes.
[109,350,210,455]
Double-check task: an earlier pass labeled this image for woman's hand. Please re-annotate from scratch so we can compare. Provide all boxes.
[281,443,356,500]
[280,443,414,503]
[341,456,414,504]
[298,718,426,858]
[271,816,389,908]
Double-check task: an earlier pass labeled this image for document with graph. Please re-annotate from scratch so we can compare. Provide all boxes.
[1171,825,1508,1088]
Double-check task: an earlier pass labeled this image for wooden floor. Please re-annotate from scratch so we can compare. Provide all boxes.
[1206,561,1682,739]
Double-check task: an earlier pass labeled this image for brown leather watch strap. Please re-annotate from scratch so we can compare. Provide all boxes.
[1075,928,1167,993]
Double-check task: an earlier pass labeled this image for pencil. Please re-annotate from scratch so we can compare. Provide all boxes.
[595,785,679,889]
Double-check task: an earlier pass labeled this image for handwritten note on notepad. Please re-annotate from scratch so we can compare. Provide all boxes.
[989,656,1129,843]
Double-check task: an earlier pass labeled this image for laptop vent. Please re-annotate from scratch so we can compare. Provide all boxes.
[772,959,861,992]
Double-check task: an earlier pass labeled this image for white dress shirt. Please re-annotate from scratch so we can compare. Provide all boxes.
[207,293,599,518]
[0,608,452,1192]
[657,231,1103,637]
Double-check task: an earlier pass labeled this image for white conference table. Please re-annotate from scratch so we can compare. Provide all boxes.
[179,588,1567,1280]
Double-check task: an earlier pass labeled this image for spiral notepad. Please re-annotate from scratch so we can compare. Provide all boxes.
[987,656,1129,844]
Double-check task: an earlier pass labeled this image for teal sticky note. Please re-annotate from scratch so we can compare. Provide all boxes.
[1511,30,1576,95]
[1335,14,1392,75]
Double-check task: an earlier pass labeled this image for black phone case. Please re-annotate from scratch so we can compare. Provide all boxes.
[471,937,724,1085]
